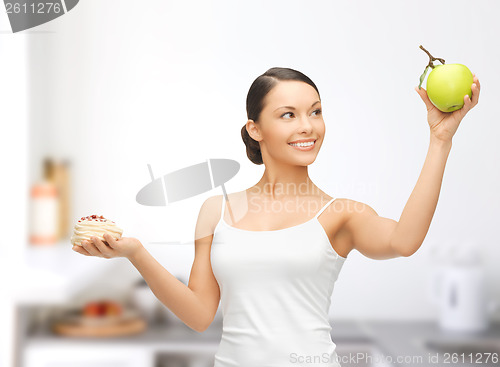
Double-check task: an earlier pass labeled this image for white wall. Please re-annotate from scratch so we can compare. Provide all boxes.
[0,10,29,367]
[25,0,500,321]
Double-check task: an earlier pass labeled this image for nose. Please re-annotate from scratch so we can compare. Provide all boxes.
[298,114,314,133]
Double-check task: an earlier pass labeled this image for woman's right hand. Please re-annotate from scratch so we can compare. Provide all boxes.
[72,234,143,260]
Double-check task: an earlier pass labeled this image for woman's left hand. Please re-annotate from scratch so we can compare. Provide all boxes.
[415,73,480,143]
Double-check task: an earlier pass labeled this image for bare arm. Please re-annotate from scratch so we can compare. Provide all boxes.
[346,74,480,259]
[128,196,221,332]
[74,196,221,332]
[390,136,452,257]
[128,245,212,332]
[393,73,481,256]
[344,137,451,260]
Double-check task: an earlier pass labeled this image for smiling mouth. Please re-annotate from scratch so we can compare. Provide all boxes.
[288,140,317,149]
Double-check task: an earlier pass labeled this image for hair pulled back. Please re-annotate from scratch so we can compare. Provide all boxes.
[241,67,320,165]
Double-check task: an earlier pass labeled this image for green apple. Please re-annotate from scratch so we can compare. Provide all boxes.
[426,64,473,113]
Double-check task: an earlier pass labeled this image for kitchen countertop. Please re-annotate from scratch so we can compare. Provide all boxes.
[25,319,500,366]
[335,320,500,366]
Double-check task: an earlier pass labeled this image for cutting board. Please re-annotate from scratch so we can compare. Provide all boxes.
[52,312,147,338]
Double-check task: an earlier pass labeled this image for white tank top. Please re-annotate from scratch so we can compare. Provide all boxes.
[211,195,347,367]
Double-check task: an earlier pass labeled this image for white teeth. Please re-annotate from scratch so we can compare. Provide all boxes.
[289,141,314,147]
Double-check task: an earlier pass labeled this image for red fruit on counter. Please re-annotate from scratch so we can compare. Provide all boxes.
[83,300,123,318]
[83,302,103,317]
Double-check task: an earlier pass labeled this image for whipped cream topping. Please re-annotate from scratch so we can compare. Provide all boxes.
[71,215,123,246]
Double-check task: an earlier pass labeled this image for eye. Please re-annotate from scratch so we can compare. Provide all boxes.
[312,108,322,116]
[281,112,294,119]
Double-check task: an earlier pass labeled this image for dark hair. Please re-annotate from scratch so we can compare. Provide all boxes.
[241,67,320,165]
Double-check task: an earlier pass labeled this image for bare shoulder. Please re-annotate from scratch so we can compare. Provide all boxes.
[201,195,224,232]
[195,195,223,240]
[320,197,383,258]
[330,198,381,229]
[340,198,378,217]
[333,198,401,259]
[198,192,243,234]
[322,197,352,223]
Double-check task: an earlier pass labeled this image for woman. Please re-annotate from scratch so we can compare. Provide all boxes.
[73,67,480,366]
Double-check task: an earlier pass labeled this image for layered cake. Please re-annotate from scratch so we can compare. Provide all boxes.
[71,215,123,246]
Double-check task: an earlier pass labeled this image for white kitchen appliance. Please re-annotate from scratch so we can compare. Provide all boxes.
[428,244,497,333]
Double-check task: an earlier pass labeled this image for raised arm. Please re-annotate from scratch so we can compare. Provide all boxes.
[344,74,480,260]
[389,138,452,257]
[343,138,454,259]
[342,200,400,260]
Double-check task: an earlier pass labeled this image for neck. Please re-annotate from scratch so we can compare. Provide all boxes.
[252,165,318,200]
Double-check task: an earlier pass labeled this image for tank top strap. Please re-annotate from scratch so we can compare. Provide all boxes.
[219,194,226,222]
[314,197,336,219]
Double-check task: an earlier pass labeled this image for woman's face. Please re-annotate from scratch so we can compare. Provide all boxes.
[248,80,325,166]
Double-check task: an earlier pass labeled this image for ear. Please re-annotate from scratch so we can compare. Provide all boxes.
[246,119,262,142]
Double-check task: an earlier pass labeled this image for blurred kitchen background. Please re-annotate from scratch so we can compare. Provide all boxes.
[2,0,500,366]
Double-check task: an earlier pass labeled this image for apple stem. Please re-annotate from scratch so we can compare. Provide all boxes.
[419,45,446,69]
[418,45,446,89]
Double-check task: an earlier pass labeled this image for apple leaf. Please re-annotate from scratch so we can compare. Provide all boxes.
[419,65,430,90]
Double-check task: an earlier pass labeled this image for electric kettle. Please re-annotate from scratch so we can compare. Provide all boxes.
[428,245,497,333]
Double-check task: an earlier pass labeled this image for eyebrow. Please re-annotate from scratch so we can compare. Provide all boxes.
[274,100,321,112]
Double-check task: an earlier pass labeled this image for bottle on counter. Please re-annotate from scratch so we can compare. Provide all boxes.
[29,180,59,246]
[29,157,72,246]
[44,158,72,240]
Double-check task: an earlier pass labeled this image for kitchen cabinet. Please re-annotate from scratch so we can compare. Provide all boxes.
[24,342,216,367]
[24,345,153,367]
[22,312,221,367]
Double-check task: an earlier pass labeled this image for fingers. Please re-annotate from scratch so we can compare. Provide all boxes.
[103,233,118,249]
[463,93,473,112]
[81,239,102,256]
[474,75,480,90]
[78,237,114,258]
[90,236,115,258]
[72,244,92,256]
[415,86,435,111]
[471,74,480,105]
[461,73,480,114]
